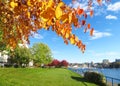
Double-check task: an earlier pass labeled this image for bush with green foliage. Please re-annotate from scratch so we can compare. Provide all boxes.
[84,71,106,86]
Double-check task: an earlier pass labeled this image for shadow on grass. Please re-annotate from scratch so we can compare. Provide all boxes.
[71,76,88,86]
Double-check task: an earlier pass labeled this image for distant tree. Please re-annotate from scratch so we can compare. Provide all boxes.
[31,43,53,67]
[60,60,69,67]
[9,46,32,67]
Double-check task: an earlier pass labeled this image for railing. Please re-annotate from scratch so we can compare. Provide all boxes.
[105,76,120,86]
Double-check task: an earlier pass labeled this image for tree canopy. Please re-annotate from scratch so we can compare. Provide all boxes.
[9,46,32,67]
[31,43,53,66]
[0,0,109,52]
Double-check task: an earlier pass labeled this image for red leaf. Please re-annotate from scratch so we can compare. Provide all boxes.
[64,39,68,45]
[82,20,86,26]
[77,8,84,15]
[84,13,87,19]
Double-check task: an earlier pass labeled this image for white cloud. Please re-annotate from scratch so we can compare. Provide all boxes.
[31,32,43,39]
[107,2,120,11]
[34,33,43,39]
[106,15,117,20]
[69,0,88,10]
[90,30,112,40]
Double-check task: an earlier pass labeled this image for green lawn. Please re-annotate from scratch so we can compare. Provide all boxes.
[0,68,98,86]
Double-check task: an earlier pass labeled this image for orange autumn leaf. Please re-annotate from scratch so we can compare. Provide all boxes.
[55,20,60,27]
[90,10,94,17]
[97,0,102,5]
[81,44,86,53]
[77,8,84,15]
[76,40,82,48]
[90,28,94,36]
[87,24,91,29]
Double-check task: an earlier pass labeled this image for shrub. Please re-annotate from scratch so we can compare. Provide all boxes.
[4,63,12,67]
[51,59,60,68]
[118,83,120,86]
[60,60,69,67]
[47,59,69,68]
[84,71,107,86]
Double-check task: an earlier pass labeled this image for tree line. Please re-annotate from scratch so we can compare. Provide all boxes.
[2,42,68,68]
[5,43,53,67]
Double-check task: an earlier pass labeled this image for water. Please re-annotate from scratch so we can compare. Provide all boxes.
[68,68,120,84]
[97,68,120,84]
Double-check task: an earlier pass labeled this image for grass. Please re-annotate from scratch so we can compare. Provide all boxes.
[0,68,98,86]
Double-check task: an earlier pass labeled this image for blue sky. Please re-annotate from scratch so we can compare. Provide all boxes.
[29,0,120,63]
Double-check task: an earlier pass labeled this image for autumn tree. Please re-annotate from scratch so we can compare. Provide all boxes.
[0,0,109,52]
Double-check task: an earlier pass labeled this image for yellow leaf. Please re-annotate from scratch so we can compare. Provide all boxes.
[10,1,18,9]
[70,37,75,45]
[65,33,70,39]
[55,2,64,19]
[63,18,68,23]
[37,0,41,2]
[27,12,30,18]
[61,29,65,35]
[42,2,47,10]
[69,13,72,23]
[47,0,54,8]
[75,36,79,42]
[41,17,48,22]
[27,0,32,6]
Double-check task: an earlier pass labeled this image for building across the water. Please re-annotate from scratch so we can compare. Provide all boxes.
[115,59,120,62]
